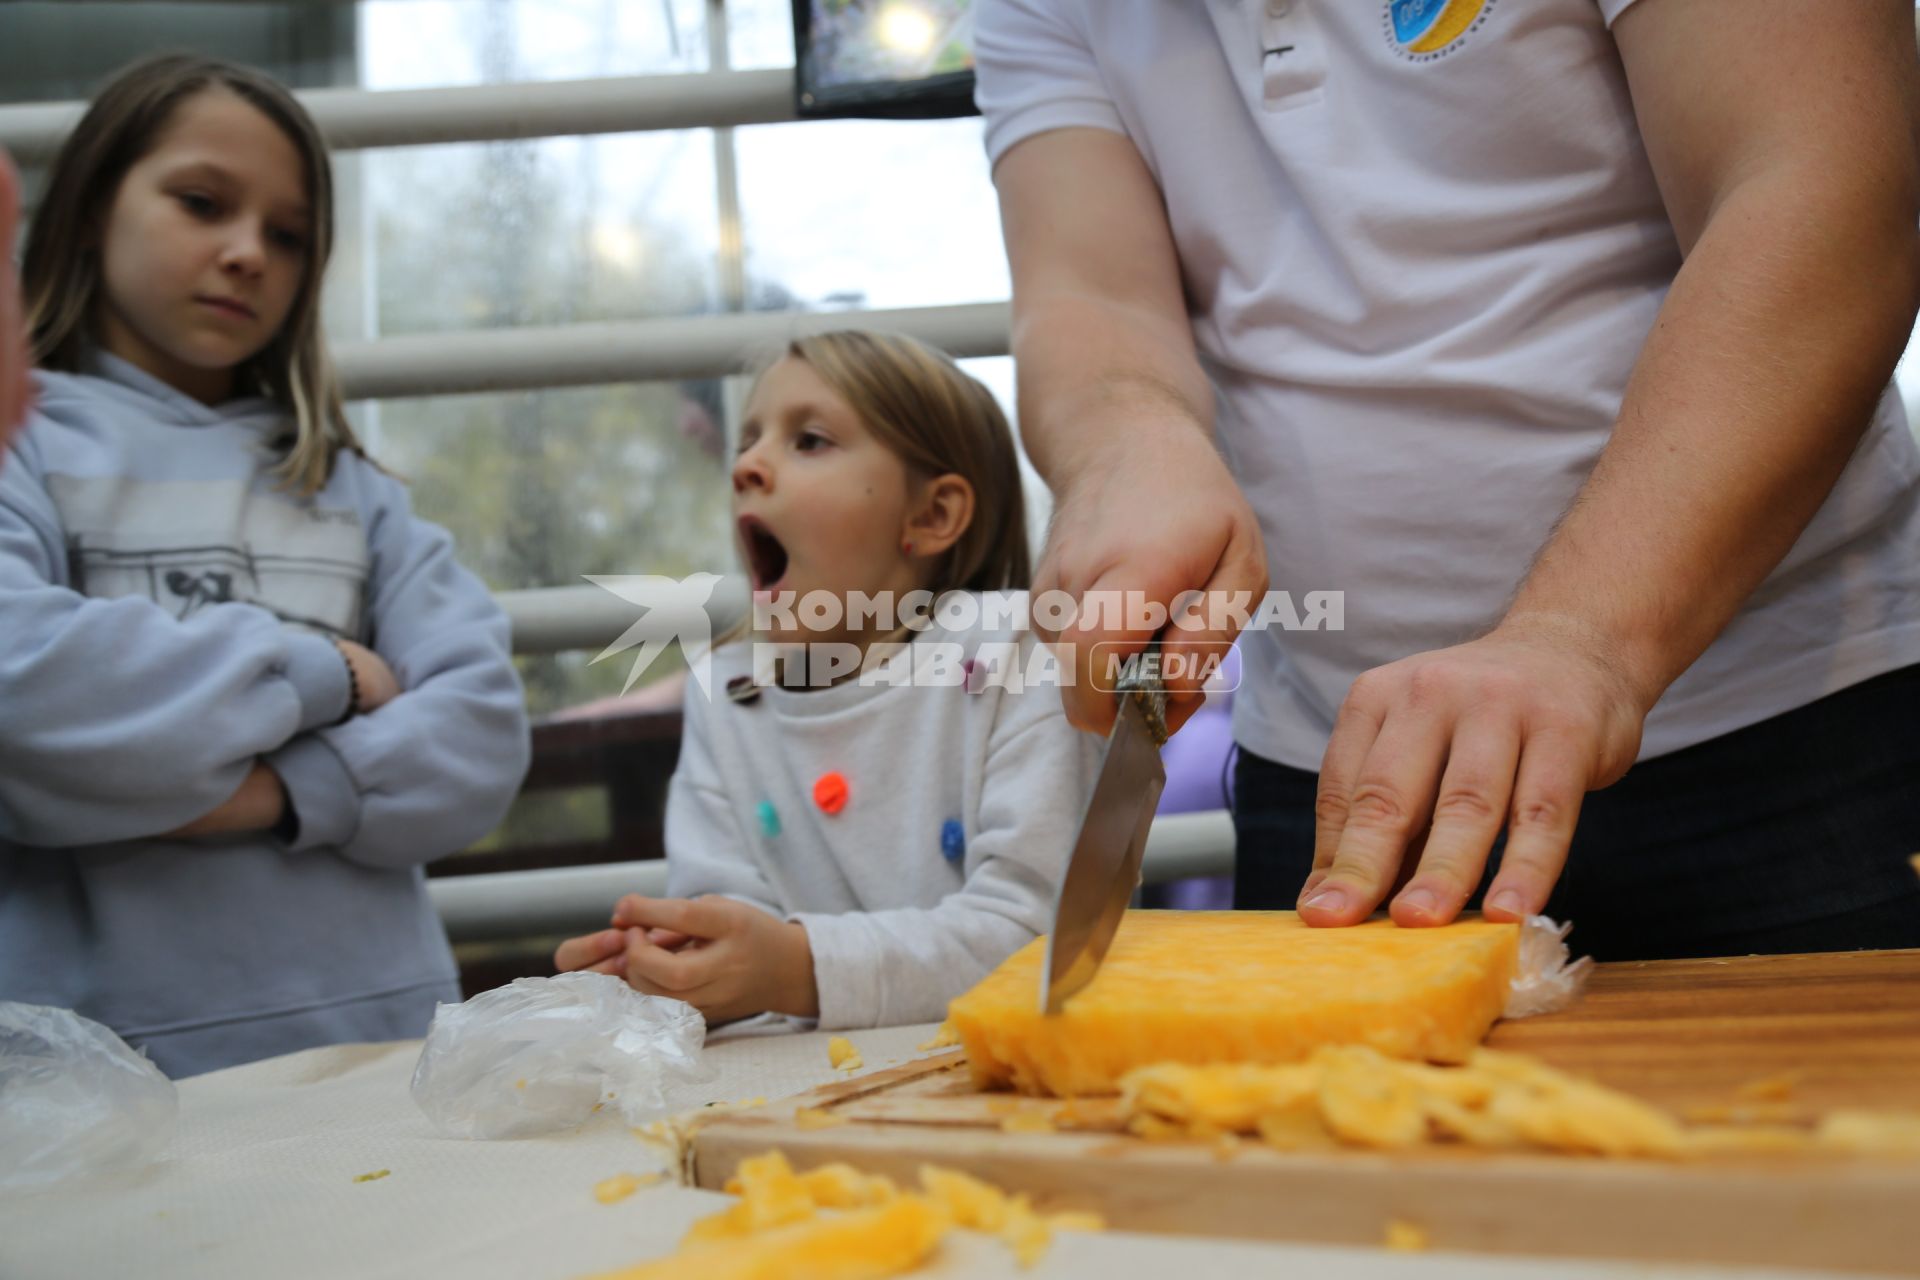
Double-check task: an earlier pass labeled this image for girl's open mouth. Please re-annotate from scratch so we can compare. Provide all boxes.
[739,515,789,592]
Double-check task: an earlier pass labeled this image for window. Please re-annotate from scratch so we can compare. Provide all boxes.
[1,0,1028,721]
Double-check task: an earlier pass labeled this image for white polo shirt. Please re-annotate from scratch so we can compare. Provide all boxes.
[976,0,1920,769]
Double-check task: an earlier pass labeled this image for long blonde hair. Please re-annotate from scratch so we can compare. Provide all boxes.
[775,330,1031,594]
[23,53,363,496]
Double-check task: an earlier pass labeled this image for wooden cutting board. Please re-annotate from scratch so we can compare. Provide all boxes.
[691,949,1920,1274]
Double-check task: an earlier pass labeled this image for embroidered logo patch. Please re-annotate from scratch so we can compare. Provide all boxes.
[1383,0,1494,62]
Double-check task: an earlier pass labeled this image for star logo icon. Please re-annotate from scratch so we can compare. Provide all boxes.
[583,573,725,697]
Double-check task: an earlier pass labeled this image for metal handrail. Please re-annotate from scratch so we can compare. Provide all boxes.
[429,810,1236,944]
[499,576,748,657]
[0,68,798,161]
[334,302,1010,401]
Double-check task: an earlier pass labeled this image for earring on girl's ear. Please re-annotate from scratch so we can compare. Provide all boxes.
[902,538,915,557]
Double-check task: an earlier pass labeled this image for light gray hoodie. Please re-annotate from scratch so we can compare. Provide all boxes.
[0,352,529,1076]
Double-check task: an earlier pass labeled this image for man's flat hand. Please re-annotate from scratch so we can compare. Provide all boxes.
[1302,615,1650,928]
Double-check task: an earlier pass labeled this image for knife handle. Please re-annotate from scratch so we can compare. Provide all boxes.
[1115,639,1171,746]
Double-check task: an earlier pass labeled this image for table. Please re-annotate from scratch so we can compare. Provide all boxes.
[0,1020,1848,1280]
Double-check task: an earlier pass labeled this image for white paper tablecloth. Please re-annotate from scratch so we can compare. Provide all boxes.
[0,1021,1839,1280]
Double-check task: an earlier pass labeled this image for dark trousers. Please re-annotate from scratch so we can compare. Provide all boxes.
[1232,664,1920,961]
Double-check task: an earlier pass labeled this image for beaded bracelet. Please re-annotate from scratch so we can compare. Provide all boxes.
[332,638,361,724]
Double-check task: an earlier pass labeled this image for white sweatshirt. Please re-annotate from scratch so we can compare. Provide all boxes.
[665,610,1102,1029]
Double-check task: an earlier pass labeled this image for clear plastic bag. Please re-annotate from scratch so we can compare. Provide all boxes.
[1503,915,1595,1018]
[410,973,714,1140]
[0,1002,178,1197]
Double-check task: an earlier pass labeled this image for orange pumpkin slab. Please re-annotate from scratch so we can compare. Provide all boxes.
[947,911,1521,1097]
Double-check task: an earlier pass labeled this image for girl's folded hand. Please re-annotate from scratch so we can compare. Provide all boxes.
[604,894,818,1026]
[552,927,630,976]
[336,639,401,713]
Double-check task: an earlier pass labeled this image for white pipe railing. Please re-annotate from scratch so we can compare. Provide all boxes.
[334,302,1010,401]
[430,810,1236,944]
[500,577,750,657]
[1131,810,1240,885]
[433,860,669,945]
[0,69,798,161]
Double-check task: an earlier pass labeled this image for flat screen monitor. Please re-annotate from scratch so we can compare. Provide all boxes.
[792,0,978,120]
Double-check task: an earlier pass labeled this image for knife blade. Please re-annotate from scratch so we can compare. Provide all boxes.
[1040,650,1170,1014]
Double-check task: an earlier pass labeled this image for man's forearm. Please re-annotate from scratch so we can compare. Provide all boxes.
[1011,291,1216,493]
[993,127,1215,495]
[1505,166,1920,705]
[1007,281,1271,732]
